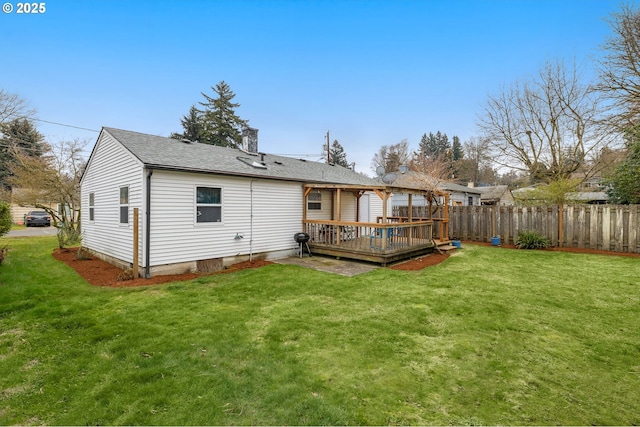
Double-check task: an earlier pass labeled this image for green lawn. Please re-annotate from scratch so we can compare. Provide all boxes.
[1,236,639,425]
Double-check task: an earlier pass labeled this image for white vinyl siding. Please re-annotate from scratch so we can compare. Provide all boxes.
[368,191,386,221]
[339,192,357,221]
[306,190,358,222]
[306,190,331,221]
[80,131,144,265]
[147,170,302,266]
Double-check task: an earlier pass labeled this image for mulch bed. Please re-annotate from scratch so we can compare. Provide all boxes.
[389,252,450,270]
[52,247,273,288]
[53,241,639,288]
[467,240,640,258]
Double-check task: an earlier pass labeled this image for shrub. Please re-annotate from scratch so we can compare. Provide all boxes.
[56,222,82,249]
[515,230,551,249]
[74,247,92,261]
[117,268,135,282]
[0,201,12,237]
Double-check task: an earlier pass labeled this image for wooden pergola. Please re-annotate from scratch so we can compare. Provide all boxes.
[301,183,450,266]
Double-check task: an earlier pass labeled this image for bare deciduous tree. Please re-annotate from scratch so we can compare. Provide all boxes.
[407,153,453,194]
[453,137,498,185]
[0,88,35,125]
[371,139,411,175]
[596,3,640,131]
[478,59,613,184]
[9,138,87,247]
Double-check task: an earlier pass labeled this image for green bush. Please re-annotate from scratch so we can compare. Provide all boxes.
[56,222,82,249]
[0,201,12,237]
[515,230,551,249]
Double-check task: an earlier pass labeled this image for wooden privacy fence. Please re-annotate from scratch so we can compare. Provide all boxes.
[394,205,640,254]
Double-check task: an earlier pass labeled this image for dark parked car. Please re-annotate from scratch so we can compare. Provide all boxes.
[25,210,51,227]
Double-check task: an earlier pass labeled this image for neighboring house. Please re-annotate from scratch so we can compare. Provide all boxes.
[388,171,481,207]
[476,185,515,206]
[81,127,393,277]
[513,184,609,205]
[441,182,482,206]
[566,191,609,204]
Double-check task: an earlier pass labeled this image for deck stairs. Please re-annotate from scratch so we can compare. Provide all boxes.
[434,239,458,254]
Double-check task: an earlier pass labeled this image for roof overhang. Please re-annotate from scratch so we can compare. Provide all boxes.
[303,182,446,197]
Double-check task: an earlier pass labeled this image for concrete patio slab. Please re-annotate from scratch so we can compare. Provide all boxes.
[273,254,379,276]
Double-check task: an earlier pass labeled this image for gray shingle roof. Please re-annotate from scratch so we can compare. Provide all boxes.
[104,127,379,186]
[388,170,482,194]
[475,185,509,200]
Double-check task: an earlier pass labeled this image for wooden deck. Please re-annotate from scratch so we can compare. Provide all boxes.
[303,220,448,266]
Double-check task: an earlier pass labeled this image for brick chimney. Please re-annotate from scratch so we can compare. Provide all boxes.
[242,127,259,153]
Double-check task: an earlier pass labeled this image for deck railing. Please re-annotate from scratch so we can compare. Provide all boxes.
[303,220,435,253]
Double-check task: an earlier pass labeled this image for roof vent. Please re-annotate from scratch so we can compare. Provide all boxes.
[181,138,193,144]
[237,156,267,169]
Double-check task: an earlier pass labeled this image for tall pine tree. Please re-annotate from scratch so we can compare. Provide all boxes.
[329,139,350,167]
[417,131,453,159]
[170,105,204,142]
[452,135,464,161]
[198,81,248,148]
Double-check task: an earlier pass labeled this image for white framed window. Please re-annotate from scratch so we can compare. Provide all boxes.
[119,186,129,224]
[196,186,222,223]
[89,193,95,221]
[308,191,322,210]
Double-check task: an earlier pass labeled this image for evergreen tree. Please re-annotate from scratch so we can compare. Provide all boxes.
[452,135,464,161]
[604,138,640,204]
[435,131,451,155]
[418,132,438,158]
[170,105,204,142]
[417,131,452,159]
[198,81,248,148]
[0,118,45,190]
[329,139,350,167]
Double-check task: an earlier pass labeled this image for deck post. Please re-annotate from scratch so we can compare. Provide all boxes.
[336,188,342,246]
[380,189,389,252]
[408,193,413,245]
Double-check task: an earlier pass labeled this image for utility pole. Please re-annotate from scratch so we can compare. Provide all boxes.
[326,130,330,164]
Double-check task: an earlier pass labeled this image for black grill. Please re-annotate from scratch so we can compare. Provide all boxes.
[294,232,311,257]
[294,232,310,243]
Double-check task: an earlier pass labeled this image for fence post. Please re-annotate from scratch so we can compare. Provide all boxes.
[558,204,564,248]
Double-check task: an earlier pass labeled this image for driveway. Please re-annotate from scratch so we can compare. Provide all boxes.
[6,226,57,237]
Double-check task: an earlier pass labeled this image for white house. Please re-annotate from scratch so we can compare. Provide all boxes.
[80,127,388,277]
[387,170,481,207]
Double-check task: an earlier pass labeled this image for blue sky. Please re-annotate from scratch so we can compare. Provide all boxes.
[0,0,629,175]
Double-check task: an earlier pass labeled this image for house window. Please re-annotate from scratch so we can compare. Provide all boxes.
[468,196,474,206]
[89,193,95,221]
[308,192,322,210]
[196,187,222,223]
[119,186,129,224]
